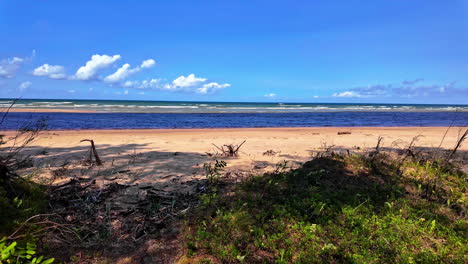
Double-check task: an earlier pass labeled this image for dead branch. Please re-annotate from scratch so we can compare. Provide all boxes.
[80,139,102,166]
[438,109,459,148]
[212,140,246,157]
[445,129,468,162]
[375,136,384,153]
[263,149,278,156]
[7,213,79,241]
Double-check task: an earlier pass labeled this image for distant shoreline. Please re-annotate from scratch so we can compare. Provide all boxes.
[6,108,96,113]
[4,107,468,114]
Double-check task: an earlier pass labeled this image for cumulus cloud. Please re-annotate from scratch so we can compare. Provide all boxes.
[23,52,230,95]
[18,81,32,91]
[169,74,207,89]
[74,54,121,80]
[104,58,156,83]
[333,91,362,98]
[139,79,161,89]
[0,57,25,78]
[32,64,66,79]
[140,59,155,68]
[161,74,229,94]
[104,63,137,83]
[332,80,462,99]
[196,82,231,94]
[264,93,277,98]
[122,74,229,94]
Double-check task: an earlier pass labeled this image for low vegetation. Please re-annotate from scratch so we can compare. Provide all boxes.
[0,110,54,263]
[182,152,467,263]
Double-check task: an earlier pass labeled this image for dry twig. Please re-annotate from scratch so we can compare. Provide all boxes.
[212,140,246,157]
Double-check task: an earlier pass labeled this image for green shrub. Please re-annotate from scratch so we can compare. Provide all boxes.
[0,237,54,264]
[183,154,468,263]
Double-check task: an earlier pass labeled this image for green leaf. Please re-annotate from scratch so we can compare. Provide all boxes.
[41,258,55,264]
[1,241,16,255]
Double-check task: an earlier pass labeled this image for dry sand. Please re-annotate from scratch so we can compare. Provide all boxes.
[1,127,466,192]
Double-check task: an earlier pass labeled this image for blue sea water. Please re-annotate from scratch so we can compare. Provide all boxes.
[1,112,467,130]
[0,99,467,130]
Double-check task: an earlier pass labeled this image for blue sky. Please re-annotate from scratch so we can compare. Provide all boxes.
[1,0,467,104]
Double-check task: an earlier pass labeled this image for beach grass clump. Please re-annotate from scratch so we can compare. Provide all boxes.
[182,153,467,263]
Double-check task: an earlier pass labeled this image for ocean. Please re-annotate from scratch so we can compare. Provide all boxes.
[0,99,467,130]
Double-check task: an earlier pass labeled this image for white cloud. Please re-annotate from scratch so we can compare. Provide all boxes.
[264,93,277,98]
[104,58,156,83]
[169,74,207,89]
[125,74,229,94]
[123,80,138,88]
[162,74,230,94]
[124,90,129,95]
[333,91,362,98]
[196,82,231,94]
[74,54,121,80]
[104,63,137,83]
[141,59,155,68]
[313,95,320,98]
[32,64,66,79]
[18,81,32,91]
[140,79,161,89]
[67,89,76,94]
[0,57,25,78]
[121,79,161,89]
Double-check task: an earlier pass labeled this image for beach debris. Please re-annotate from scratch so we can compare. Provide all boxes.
[80,139,102,166]
[368,136,384,158]
[401,135,424,161]
[446,128,468,162]
[375,136,384,153]
[52,165,69,178]
[212,140,246,157]
[253,161,269,169]
[263,149,278,156]
[337,131,351,135]
[204,152,214,157]
[46,176,207,249]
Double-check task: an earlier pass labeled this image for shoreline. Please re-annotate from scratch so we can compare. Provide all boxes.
[1,126,467,133]
[5,108,97,113]
[4,107,468,114]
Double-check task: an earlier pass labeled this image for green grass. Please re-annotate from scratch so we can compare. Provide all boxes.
[0,178,47,236]
[183,153,467,263]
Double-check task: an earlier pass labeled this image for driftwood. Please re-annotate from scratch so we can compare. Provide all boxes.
[337,131,351,135]
[80,139,102,166]
[446,129,468,162]
[375,136,384,153]
[263,149,278,156]
[212,140,246,157]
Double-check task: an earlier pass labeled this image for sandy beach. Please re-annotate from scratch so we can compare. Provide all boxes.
[1,127,466,192]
